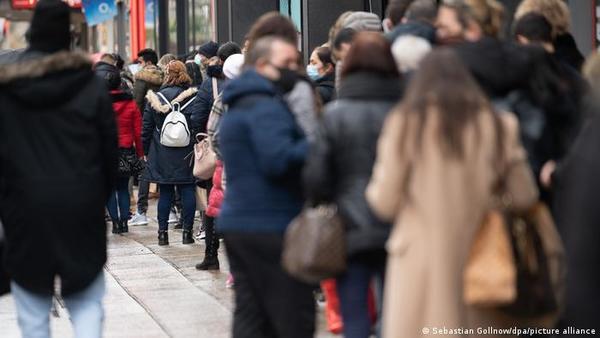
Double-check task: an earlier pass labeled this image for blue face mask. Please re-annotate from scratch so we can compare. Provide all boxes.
[306,65,320,81]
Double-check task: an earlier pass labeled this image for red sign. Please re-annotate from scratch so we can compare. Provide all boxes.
[11,0,82,10]
[12,0,36,10]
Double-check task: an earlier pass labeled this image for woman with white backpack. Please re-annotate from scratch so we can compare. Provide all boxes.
[142,61,203,246]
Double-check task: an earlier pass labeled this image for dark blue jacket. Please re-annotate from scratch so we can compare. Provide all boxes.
[217,70,307,233]
[195,75,225,132]
[142,85,202,184]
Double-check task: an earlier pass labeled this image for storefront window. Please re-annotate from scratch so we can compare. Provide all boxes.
[188,0,213,51]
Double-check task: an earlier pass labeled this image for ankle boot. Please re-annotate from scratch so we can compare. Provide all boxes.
[112,220,121,234]
[182,229,195,244]
[120,219,129,233]
[158,230,169,246]
[195,258,220,271]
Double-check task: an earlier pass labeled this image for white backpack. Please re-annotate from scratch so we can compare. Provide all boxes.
[157,92,196,147]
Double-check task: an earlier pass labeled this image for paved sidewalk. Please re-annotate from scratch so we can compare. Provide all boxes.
[0,200,336,338]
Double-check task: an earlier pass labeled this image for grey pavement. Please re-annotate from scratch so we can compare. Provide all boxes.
[0,197,337,338]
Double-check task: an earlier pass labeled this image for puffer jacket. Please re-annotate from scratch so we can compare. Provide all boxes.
[206,161,224,217]
[111,90,143,157]
[142,85,202,184]
[303,71,402,257]
[0,50,117,296]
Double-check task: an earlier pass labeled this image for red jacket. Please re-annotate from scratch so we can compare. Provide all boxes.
[206,161,224,218]
[111,90,143,157]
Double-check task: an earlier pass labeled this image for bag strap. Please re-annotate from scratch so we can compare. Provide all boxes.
[212,78,218,101]
[180,96,197,111]
[156,92,172,109]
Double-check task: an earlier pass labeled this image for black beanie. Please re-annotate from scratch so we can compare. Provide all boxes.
[29,0,71,53]
[198,41,219,58]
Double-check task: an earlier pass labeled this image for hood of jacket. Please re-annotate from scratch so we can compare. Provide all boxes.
[145,86,198,114]
[338,72,401,101]
[0,50,94,107]
[222,69,276,106]
[135,64,163,86]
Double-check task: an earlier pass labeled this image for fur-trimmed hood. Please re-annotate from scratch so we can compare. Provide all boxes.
[135,65,163,86]
[0,50,96,107]
[146,87,198,113]
[0,51,91,84]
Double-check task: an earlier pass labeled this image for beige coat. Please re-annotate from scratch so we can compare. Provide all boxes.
[367,109,539,338]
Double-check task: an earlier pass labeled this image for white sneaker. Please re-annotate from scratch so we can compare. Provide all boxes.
[168,211,178,224]
[129,212,149,226]
[195,231,206,240]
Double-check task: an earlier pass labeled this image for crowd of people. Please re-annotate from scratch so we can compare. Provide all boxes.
[0,0,599,337]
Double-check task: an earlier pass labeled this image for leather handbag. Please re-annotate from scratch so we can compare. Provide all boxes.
[282,205,346,284]
[464,196,565,319]
[193,133,217,180]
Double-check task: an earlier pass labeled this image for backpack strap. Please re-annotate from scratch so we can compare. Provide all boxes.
[180,96,197,111]
[156,92,172,109]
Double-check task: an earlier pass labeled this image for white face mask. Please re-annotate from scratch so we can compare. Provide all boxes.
[194,54,203,66]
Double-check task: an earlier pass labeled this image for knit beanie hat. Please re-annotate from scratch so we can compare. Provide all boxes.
[342,11,382,32]
[198,41,219,58]
[29,0,71,53]
[223,54,245,80]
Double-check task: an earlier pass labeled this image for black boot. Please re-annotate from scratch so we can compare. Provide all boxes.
[158,230,169,246]
[120,219,129,233]
[196,216,219,270]
[112,220,121,234]
[182,229,195,244]
[195,258,220,271]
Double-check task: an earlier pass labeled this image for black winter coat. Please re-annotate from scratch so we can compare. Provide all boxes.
[553,104,600,334]
[315,72,335,105]
[0,50,118,296]
[304,72,401,258]
[142,85,202,184]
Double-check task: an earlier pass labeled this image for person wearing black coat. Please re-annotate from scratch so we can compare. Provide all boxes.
[0,0,117,336]
[142,61,202,246]
[552,99,600,336]
[304,32,401,338]
[307,46,336,104]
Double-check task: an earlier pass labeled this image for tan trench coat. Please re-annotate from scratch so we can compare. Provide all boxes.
[367,109,539,338]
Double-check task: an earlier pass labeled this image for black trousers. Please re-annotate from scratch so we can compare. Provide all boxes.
[224,233,316,338]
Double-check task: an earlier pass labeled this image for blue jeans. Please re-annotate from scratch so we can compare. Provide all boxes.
[11,272,105,338]
[106,177,130,222]
[157,183,196,231]
[336,256,386,338]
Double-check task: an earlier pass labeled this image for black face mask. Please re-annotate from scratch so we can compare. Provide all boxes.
[207,65,223,78]
[272,67,299,94]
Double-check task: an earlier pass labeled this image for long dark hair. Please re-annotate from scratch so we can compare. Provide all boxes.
[399,48,501,160]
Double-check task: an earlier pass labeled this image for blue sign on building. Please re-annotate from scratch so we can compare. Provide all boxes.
[82,0,118,26]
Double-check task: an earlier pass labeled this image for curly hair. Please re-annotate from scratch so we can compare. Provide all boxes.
[515,0,571,37]
[163,60,192,87]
